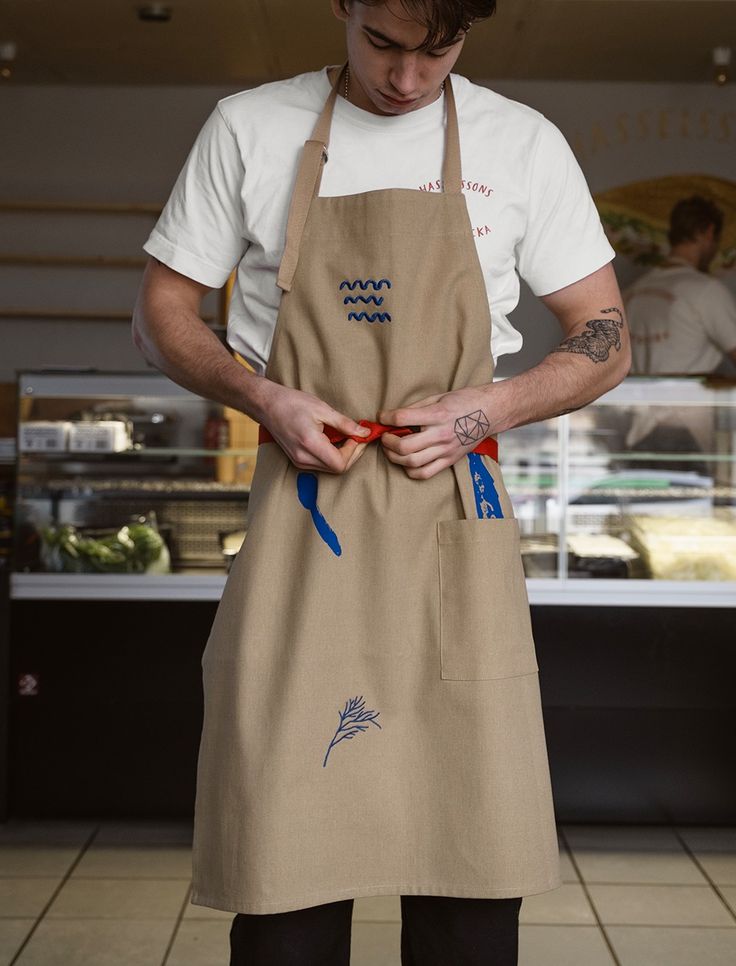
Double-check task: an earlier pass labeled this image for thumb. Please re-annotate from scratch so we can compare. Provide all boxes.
[326,409,371,439]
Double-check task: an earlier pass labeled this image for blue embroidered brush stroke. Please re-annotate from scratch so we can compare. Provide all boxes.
[347,311,392,323]
[296,472,342,556]
[339,278,392,291]
[343,295,385,306]
[323,695,382,768]
[467,453,504,519]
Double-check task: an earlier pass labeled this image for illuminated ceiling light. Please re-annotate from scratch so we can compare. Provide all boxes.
[0,40,16,80]
[137,4,173,22]
[713,46,731,86]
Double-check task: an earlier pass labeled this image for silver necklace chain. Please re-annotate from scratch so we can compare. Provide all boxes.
[343,65,445,104]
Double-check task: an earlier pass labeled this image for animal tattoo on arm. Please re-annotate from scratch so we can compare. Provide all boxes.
[551,307,624,363]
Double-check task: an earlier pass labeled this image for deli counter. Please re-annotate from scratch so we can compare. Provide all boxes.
[5,370,736,823]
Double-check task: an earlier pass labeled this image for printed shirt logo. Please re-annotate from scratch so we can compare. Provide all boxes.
[418,176,495,240]
[323,695,382,767]
[340,278,393,322]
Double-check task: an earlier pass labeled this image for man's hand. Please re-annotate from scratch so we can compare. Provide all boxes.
[263,382,371,474]
[377,387,493,480]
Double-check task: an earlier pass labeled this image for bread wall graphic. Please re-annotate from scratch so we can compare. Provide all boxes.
[594,174,736,273]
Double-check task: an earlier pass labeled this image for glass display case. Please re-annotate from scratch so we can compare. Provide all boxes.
[11,371,736,605]
[11,369,257,599]
[504,375,736,605]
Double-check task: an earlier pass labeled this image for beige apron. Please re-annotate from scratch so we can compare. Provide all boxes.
[191,67,561,915]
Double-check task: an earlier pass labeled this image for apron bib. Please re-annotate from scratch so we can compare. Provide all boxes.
[191,66,561,915]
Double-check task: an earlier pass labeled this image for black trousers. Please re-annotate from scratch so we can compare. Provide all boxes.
[229,894,523,965]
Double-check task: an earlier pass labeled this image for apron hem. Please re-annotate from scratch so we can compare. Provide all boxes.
[190,875,563,916]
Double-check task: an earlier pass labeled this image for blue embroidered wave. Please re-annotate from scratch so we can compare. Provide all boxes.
[339,278,392,291]
[347,311,392,323]
[467,453,504,519]
[322,695,382,768]
[343,295,384,306]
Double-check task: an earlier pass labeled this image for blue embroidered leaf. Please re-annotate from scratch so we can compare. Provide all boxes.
[322,695,382,767]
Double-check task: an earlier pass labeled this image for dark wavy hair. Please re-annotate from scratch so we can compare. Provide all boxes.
[339,1,498,50]
[668,195,724,247]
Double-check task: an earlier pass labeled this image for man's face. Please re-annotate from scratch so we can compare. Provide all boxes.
[331,0,468,116]
[696,223,720,272]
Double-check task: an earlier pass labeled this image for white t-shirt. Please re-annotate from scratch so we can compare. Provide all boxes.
[624,258,736,374]
[143,67,615,375]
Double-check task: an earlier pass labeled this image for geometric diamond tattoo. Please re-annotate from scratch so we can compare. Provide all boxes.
[454,409,490,446]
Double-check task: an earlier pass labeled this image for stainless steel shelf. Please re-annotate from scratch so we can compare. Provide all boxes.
[10,573,736,606]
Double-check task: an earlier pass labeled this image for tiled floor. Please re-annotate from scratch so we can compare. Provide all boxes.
[0,821,735,964]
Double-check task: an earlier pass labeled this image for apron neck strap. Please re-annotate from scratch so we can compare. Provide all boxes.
[277,64,462,293]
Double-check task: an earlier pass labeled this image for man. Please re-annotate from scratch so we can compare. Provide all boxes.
[624,196,736,462]
[625,196,736,375]
[133,2,630,964]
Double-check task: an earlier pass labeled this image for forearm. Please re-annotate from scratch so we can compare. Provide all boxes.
[132,293,274,424]
[481,307,631,434]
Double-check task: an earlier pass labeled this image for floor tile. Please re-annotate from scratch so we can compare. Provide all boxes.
[718,886,736,919]
[13,919,174,966]
[0,846,81,877]
[0,878,61,918]
[606,925,736,966]
[352,895,401,922]
[573,848,707,885]
[588,883,735,926]
[46,877,189,919]
[350,921,401,966]
[166,919,231,966]
[562,825,683,852]
[71,846,192,879]
[93,822,193,847]
[0,822,95,846]
[182,896,233,921]
[690,853,736,886]
[519,924,615,965]
[0,921,36,964]
[520,884,596,925]
[559,848,579,883]
[677,827,736,852]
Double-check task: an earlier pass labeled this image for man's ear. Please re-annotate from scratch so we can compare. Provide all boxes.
[331,0,350,24]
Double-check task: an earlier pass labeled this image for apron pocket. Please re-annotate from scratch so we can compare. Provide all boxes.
[437,517,539,681]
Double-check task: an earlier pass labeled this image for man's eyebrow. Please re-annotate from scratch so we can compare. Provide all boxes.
[362,25,462,51]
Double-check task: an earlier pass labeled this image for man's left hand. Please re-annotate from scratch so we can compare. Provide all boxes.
[377,387,495,480]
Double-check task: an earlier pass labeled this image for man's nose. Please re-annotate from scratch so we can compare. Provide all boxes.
[388,57,419,95]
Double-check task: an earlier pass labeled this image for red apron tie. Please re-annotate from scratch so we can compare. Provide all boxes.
[258,419,499,462]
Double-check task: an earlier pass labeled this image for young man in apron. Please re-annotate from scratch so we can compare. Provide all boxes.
[133,1,630,962]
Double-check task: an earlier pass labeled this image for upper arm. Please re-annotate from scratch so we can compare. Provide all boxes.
[139,256,214,312]
[515,117,615,299]
[540,262,625,336]
[141,104,248,290]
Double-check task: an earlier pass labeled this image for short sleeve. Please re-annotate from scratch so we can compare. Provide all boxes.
[701,281,736,353]
[143,104,247,288]
[516,118,615,297]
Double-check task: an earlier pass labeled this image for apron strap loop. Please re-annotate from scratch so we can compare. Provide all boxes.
[441,76,462,195]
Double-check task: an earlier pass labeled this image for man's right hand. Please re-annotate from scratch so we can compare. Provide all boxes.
[260,381,371,474]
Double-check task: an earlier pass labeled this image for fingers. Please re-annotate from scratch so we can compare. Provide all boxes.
[381,435,449,469]
[343,439,369,472]
[378,396,443,426]
[325,409,371,442]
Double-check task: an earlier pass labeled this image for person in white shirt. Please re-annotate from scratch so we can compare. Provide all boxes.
[132,2,630,963]
[625,196,736,375]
